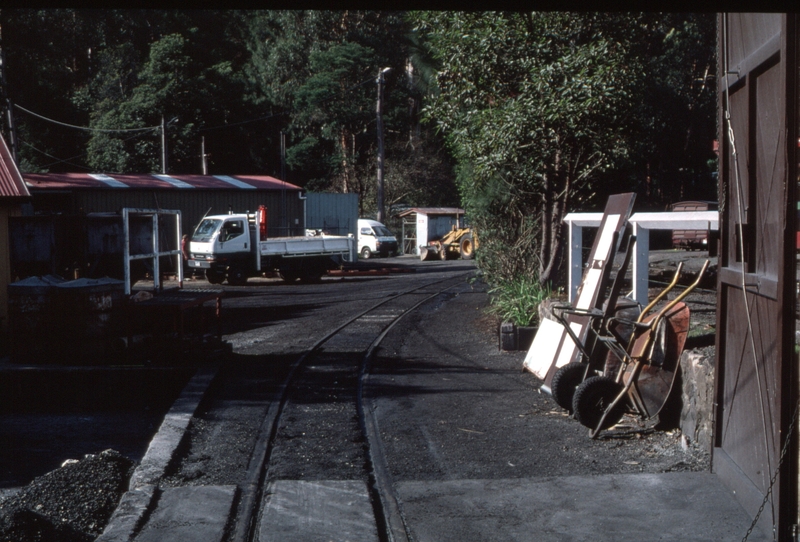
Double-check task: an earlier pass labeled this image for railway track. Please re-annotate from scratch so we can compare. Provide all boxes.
[153,270,476,542]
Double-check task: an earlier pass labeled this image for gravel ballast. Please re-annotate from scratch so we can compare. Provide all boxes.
[0,449,133,542]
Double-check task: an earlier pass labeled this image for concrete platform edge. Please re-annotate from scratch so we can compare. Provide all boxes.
[97,363,220,541]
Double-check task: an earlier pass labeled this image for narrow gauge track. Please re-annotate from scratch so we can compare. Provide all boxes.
[230,272,474,542]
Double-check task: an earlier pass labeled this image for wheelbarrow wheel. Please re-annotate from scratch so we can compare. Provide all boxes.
[573,376,626,430]
[550,362,588,412]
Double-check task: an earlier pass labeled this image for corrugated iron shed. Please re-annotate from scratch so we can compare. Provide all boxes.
[23,173,300,192]
[0,133,30,198]
[22,172,306,238]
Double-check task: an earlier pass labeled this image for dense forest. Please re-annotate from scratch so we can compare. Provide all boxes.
[0,10,717,302]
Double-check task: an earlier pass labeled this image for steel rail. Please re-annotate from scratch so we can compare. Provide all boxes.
[230,271,475,542]
[358,279,469,542]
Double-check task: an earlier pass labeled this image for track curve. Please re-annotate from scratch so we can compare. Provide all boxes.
[226,272,474,542]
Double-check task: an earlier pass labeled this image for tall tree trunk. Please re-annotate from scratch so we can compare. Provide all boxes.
[339,131,350,193]
[540,149,568,286]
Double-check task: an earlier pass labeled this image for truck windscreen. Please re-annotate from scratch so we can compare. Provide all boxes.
[192,218,222,242]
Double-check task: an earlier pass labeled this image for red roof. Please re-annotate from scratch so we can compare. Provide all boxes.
[23,173,301,191]
[0,133,31,198]
[397,207,465,217]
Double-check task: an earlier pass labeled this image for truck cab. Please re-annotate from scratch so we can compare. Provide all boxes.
[357,219,398,259]
[188,214,255,284]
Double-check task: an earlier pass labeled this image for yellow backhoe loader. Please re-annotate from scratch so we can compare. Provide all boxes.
[419,226,477,261]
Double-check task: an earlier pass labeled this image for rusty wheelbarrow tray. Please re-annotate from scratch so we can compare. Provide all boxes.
[572,259,710,438]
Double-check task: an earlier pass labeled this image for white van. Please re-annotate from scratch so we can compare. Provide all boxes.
[358,219,398,259]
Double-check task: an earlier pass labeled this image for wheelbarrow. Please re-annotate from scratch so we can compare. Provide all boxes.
[547,228,641,412]
[571,259,710,438]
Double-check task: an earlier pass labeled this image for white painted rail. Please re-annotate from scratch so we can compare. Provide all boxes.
[563,211,718,306]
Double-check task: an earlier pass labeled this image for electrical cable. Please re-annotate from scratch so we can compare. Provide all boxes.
[722,14,777,539]
[13,103,160,133]
[18,124,159,171]
[18,139,93,171]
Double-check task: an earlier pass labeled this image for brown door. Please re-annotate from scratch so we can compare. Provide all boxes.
[715,13,797,539]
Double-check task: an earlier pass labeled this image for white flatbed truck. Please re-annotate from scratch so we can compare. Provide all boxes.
[187,206,355,285]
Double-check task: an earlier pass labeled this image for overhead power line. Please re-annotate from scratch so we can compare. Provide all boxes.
[18,139,93,171]
[13,103,161,133]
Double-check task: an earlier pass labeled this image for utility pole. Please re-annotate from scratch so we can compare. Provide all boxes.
[281,131,287,235]
[161,115,167,174]
[376,67,391,224]
[201,136,208,175]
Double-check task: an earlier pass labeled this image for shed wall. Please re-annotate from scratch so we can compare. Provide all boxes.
[29,189,305,238]
[305,192,358,236]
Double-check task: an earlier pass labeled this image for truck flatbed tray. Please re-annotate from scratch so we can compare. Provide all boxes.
[259,235,352,256]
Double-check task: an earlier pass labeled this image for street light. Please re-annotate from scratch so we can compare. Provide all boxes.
[376,67,391,223]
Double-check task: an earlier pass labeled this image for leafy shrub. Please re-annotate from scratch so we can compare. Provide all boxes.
[488,276,552,327]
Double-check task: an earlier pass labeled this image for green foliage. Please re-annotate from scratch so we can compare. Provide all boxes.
[412,11,644,290]
[0,8,714,274]
[488,276,552,327]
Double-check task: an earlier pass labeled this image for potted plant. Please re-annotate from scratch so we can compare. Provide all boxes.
[489,277,551,351]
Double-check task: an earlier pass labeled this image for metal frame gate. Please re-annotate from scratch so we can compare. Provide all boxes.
[716,13,798,539]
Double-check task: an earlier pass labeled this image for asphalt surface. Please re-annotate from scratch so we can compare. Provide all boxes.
[93,253,771,542]
[1,251,769,541]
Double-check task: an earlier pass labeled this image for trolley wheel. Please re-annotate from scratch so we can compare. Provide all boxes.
[572,376,626,431]
[360,246,372,260]
[206,269,225,284]
[550,362,588,412]
[460,234,475,259]
[227,266,248,286]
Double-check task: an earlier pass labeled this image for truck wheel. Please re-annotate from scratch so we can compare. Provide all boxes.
[227,266,248,286]
[299,269,324,283]
[280,271,300,282]
[439,247,448,260]
[206,269,225,284]
[460,235,475,259]
[360,246,371,260]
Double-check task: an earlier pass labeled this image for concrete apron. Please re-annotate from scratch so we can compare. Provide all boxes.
[258,472,770,542]
[102,472,770,541]
[97,364,769,542]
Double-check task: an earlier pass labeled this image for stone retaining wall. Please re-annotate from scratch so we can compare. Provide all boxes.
[680,346,716,453]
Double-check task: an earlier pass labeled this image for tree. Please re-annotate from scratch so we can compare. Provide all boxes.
[290,42,378,195]
[628,13,717,206]
[241,10,459,217]
[412,12,646,286]
[2,10,257,175]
